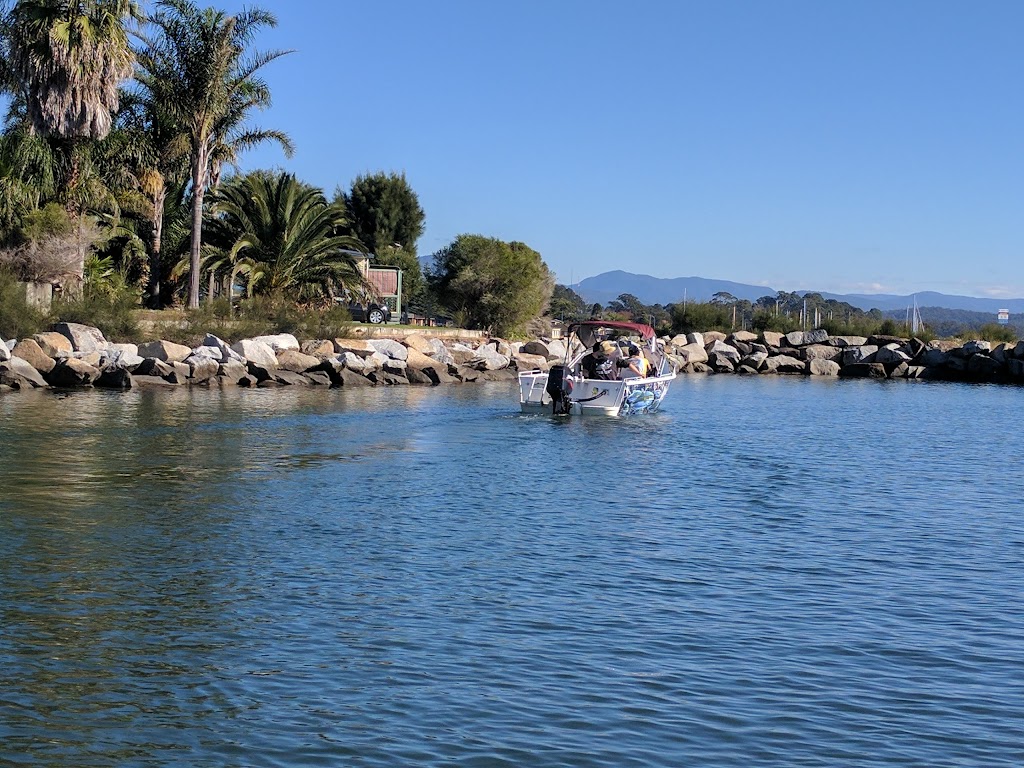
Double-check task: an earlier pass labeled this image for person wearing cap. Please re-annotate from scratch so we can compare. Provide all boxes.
[625,344,651,378]
[581,340,617,379]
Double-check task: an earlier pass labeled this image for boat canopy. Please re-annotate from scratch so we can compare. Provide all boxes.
[568,321,656,347]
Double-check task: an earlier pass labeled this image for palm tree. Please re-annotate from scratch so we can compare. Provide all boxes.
[204,171,366,303]
[134,0,292,309]
[2,0,139,287]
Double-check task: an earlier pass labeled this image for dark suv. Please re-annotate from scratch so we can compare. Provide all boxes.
[337,292,391,324]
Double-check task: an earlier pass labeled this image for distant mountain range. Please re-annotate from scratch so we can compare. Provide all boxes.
[575,271,1024,315]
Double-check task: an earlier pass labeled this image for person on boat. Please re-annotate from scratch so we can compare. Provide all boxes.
[581,341,617,380]
[625,345,651,378]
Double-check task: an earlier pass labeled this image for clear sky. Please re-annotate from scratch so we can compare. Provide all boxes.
[138,2,1024,297]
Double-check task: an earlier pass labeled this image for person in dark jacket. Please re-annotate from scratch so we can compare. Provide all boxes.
[581,341,617,380]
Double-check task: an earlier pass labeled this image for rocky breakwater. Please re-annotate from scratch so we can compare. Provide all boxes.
[0,322,545,394]
[663,329,1024,383]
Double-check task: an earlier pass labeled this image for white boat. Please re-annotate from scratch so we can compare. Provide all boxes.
[518,321,677,416]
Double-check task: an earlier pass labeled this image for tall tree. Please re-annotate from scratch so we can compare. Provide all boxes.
[204,170,365,303]
[343,171,425,255]
[136,0,291,308]
[2,0,139,286]
[428,234,553,336]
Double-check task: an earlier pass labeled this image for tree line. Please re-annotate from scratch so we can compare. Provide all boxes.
[0,0,553,338]
[550,286,1012,341]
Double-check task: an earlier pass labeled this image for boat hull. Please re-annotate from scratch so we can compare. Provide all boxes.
[519,371,675,416]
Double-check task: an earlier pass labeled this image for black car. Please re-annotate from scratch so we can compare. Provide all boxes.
[338,294,391,324]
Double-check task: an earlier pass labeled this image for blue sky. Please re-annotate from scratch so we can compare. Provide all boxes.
[93,3,1024,296]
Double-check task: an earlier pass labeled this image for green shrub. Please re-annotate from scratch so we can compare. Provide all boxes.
[670,302,732,334]
[53,290,140,343]
[0,268,48,339]
[975,323,1017,343]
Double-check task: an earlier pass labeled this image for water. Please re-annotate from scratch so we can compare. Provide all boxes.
[1,376,1022,767]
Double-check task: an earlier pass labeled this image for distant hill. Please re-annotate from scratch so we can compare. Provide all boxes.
[575,270,1024,316]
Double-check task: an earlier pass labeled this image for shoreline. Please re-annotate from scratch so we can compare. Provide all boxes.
[2,322,1022,395]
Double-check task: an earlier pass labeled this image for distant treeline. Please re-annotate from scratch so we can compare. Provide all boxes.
[550,286,1020,342]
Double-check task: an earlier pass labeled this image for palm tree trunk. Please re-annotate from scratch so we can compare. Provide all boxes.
[149,188,166,308]
[188,149,208,309]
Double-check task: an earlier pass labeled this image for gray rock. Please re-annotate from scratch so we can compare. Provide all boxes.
[305,371,332,386]
[763,355,804,374]
[426,338,456,366]
[784,331,805,347]
[231,339,278,369]
[961,340,991,356]
[828,335,867,347]
[890,361,910,379]
[705,339,741,363]
[136,358,174,378]
[905,366,928,379]
[0,341,8,362]
[333,338,375,357]
[132,375,178,388]
[740,351,768,370]
[874,346,911,364]
[513,351,549,371]
[218,360,249,383]
[708,355,735,373]
[761,331,783,348]
[301,339,335,358]
[1007,358,1024,380]
[252,333,300,352]
[729,330,758,344]
[382,359,408,375]
[803,344,840,362]
[676,342,709,365]
[840,362,888,379]
[338,351,369,373]
[842,345,878,366]
[489,339,513,357]
[736,364,760,375]
[102,343,144,370]
[802,329,829,345]
[54,322,107,353]
[138,339,192,363]
[0,358,48,388]
[185,355,220,382]
[33,331,73,358]
[521,340,551,358]
[808,358,840,376]
[467,346,509,371]
[276,349,321,373]
[967,353,1002,376]
[919,348,948,367]
[368,338,409,361]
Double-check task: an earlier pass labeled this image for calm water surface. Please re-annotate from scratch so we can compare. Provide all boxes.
[1,376,1022,767]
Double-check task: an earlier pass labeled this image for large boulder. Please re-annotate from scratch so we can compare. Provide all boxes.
[675,342,709,365]
[0,357,48,388]
[95,366,133,389]
[521,340,552,358]
[762,355,804,374]
[703,331,727,344]
[368,338,408,361]
[252,333,300,352]
[467,346,510,371]
[874,345,912,364]
[53,322,106,353]
[300,339,336,358]
[740,351,768,370]
[842,345,878,366]
[276,349,321,373]
[829,335,868,347]
[513,351,549,371]
[546,339,568,360]
[185,355,220,382]
[198,334,244,363]
[967,353,1002,377]
[333,338,375,357]
[449,343,477,365]
[102,343,144,370]
[961,340,992,356]
[804,344,840,362]
[33,331,73,358]
[919,348,948,367]
[231,339,278,369]
[46,358,100,387]
[802,329,829,345]
[784,331,805,347]
[218,360,250,384]
[138,339,192,363]
[12,339,56,373]
[426,338,455,366]
[840,362,888,379]
[705,339,741,364]
[136,358,174,378]
[808,358,840,376]
[729,330,758,344]
[761,331,783,348]
[338,351,370,373]
[401,333,435,355]
[0,341,8,362]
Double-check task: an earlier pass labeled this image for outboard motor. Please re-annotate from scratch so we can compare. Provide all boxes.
[545,364,574,415]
